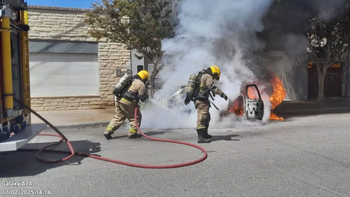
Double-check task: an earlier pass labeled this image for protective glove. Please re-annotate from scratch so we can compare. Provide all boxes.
[221,92,228,101]
[138,94,149,102]
[112,88,118,95]
[184,97,191,105]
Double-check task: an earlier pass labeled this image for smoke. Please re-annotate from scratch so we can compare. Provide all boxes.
[141,0,276,130]
[140,0,349,131]
[141,102,197,129]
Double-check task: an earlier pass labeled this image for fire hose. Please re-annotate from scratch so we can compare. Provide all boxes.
[209,92,220,110]
[14,98,208,169]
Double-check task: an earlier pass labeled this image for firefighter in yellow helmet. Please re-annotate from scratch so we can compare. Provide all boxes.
[104,70,150,139]
[184,65,228,143]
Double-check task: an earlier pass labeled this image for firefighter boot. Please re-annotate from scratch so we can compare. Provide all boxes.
[203,126,212,139]
[128,132,138,139]
[104,131,113,140]
[104,126,114,140]
[197,129,211,143]
[128,129,138,139]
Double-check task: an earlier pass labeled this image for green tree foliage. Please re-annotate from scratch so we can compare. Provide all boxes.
[84,0,175,96]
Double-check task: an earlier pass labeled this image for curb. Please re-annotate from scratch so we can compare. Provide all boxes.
[40,121,110,130]
[275,107,350,116]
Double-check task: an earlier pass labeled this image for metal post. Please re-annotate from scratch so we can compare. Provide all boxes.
[0,29,2,121]
[20,10,30,115]
[1,16,14,118]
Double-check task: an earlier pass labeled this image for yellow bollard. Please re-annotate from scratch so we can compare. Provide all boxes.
[1,17,14,116]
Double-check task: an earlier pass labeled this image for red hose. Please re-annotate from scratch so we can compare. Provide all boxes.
[132,106,208,168]
[15,98,208,169]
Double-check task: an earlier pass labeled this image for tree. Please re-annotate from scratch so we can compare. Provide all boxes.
[84,0,175,97]
[264,0,350,101]
[307,7,350,101]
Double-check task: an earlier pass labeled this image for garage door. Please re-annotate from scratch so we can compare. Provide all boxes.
[29,53,99,97]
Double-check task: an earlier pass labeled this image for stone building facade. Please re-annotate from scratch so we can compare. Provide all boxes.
[27,6,130,111]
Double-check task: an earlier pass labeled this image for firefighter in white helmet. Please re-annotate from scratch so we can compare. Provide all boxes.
[104,70,150,139]
[184,65,228,143]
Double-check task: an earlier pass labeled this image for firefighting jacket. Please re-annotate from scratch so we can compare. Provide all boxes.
[122,78,148,102]
[196,73,223,101]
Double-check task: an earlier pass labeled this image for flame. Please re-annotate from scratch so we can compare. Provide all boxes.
[228,70,287,121]
[229,98,243,116]
[269,73,286,120]
[247,87,257,100]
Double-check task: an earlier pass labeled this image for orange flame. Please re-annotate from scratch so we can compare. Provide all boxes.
[229,99,243,115]
[247,87,257,100]
[269,74,286,120]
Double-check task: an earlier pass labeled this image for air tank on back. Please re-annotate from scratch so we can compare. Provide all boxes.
[185,73,198,97]
[114,72,132,96]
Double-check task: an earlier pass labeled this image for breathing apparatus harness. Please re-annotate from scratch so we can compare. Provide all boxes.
[185,69,220,110]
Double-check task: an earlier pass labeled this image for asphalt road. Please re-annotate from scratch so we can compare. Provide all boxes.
[1,113,350,197]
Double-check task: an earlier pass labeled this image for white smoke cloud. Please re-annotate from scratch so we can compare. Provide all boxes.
[141,0,274,130]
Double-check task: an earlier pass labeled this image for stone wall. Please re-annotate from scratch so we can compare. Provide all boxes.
[98,42,130,108]
[27,6,130,111]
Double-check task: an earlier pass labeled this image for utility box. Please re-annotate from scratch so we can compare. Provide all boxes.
[131,50,149,76]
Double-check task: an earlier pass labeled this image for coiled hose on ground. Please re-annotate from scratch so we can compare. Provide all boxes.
[14,98,208,169]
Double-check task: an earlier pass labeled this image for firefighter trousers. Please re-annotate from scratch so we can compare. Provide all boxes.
[194,100,211,130]
[105,98,142,135]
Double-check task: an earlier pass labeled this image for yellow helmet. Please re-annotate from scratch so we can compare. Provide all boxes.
[137,70,150,81]
[209,65,221,80]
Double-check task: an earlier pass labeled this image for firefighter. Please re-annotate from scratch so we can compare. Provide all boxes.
[184,65,228,143]
[104,70,150,140]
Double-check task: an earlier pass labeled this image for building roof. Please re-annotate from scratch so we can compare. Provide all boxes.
[28,5,92,12]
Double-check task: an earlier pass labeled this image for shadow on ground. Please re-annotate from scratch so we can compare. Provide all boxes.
[210,134,240,142]
[109,130,166,140]
[0,140,101,178]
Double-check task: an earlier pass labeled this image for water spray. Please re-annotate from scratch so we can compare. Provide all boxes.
[148,98,178,115]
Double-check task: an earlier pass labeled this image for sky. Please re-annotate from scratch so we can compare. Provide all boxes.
[27,0,99,9]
